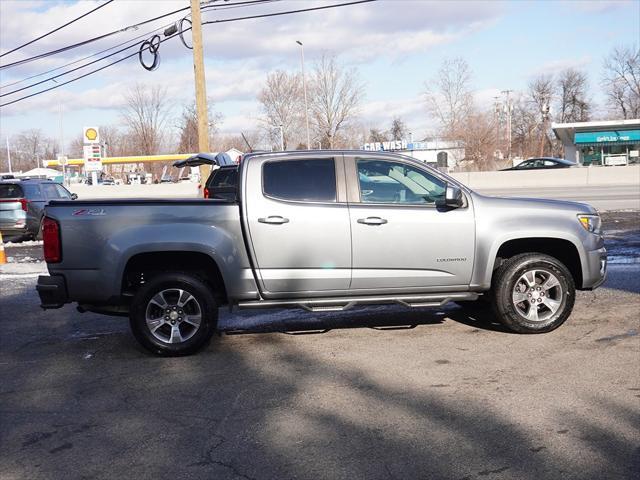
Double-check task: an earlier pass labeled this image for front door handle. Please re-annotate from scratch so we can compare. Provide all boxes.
[357,217,388,225]
[258,216,290,225]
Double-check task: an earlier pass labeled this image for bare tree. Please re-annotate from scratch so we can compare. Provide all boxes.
[389,117,408,141]
[528,75,555,116]
[217,130,264,152]
[258,70,304,150]
[557,68,590,122]
[368,128,387,143]
[527,75,555,155]
[176,101,220,153]
[511,95,541,159]
[120,84,171,156]
[602,45,640,119]
[309,54,364,148]
[458,110,501,171]
[424,57,473,138]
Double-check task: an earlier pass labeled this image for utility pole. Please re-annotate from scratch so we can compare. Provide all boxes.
[278,124,284,151]
[539,100,550,157]
[501,90,513,161]
[190,0,210,185]
[296,40,311,150]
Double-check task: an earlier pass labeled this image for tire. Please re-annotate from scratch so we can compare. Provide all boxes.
[491,253,575,333]
[129,272,218,356]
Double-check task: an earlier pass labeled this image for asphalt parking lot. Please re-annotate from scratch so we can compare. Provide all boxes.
[1,212,639,480]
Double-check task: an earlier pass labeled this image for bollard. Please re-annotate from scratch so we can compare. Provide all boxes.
[0,231,6,265]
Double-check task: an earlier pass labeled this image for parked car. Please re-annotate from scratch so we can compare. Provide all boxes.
[0,179,77,241]
[501,157,576,171]
[37,150,606,356]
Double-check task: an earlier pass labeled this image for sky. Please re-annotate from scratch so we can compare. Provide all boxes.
[0,0,638,151]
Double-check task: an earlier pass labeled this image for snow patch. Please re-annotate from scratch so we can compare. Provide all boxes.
[0,261,47,275]
[4,240,43,248]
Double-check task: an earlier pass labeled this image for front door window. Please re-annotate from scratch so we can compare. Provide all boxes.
[356,159,445,205]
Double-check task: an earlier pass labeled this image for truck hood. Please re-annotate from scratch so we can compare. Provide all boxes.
[471,192,597,215]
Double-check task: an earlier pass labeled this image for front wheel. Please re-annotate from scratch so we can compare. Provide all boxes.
[129,272,218,356]
[492,253,575,333]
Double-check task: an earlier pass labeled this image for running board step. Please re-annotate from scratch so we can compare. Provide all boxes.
[237,292,479,312]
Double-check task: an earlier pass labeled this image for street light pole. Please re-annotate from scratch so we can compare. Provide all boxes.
[296,40,311,150]
[5,137,12,174]
[501,89,513,161]
[190,0,210,185]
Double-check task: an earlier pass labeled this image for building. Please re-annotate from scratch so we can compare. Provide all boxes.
[552,119,640,166]
[360,139,465,171]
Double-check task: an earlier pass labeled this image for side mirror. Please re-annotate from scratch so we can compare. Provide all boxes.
[71,193,78,200]
[437,184,463,208]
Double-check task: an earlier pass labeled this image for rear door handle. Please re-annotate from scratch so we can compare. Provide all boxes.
[357,217,388,225]
[258,216,290,225]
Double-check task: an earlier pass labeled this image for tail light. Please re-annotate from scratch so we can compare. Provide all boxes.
[203,187,210,199]
[43,217,61,263]
[0,198,29,211]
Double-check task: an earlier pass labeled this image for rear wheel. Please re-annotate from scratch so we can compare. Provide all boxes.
[492,253,575,333]
[129,272,218,356]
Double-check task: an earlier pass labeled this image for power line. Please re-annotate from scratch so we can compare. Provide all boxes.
[0,4,192,70]
[203,0,376,26]
[0,0,377,108]
[0,23,170,89]
[0,0,279,89]
[0,0,277,71]
[0,35,175,108]
[0,23,179,96]
[0,0,115,59]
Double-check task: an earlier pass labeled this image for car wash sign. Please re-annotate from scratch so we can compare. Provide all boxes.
[575,130,640,144]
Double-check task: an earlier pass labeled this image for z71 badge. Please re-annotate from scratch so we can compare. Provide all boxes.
[72,208,106,216]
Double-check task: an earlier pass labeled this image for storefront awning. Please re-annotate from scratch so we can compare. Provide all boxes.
[576,141,639,147]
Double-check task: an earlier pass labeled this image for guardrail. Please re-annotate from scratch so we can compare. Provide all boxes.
[450,165,640,189]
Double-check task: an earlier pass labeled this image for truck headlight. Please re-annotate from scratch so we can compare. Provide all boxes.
[577,214,601,234]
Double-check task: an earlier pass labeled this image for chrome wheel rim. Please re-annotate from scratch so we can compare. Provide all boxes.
[145,288,202,344]
[512,269,563,323]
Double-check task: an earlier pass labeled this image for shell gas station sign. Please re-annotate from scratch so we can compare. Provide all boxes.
[83,126,102,174]
[83,126,100,144]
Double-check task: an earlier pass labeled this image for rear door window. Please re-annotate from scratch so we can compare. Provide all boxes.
[0,184,24,198]
[21,183,43,200]
[206,167,238,201]
[263,159,336,202]
[210,168,237,188]
[55,184,72,199]
[42,183,65,199]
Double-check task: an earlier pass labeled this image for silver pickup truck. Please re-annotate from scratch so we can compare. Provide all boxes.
[36,150,607,356]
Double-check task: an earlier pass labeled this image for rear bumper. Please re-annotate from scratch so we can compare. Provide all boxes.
[36,275,68,308]
[581,246,607,290]
[0,225,29,238]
